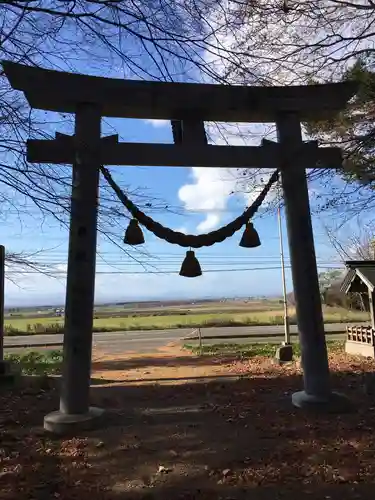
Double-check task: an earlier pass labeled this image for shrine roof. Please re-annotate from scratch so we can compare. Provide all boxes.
[341,261,375,294]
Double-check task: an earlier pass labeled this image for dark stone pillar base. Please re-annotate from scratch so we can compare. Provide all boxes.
[44,406,104,434]
[274,343,293,364]
[292,390,353,413]
[0,360,16,385]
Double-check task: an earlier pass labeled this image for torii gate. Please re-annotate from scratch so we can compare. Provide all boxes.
[2,61,357,433]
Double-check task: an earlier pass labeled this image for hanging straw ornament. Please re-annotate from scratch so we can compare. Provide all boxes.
[179,250,202,277]
[239,222,261,248]
[123,219,145,245]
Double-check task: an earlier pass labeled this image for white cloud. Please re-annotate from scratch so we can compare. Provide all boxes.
[54,263,68,273]
[197,214,220,233]
[178,166,236,231]
[177,122,275,232]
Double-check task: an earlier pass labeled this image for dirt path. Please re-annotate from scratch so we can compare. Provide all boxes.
[91,344,240,385]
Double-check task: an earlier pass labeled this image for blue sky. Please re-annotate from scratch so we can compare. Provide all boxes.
[2,112,344,307]
[0,37,348,307]
[1,3,372,309]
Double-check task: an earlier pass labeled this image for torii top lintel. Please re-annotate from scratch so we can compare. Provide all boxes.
[2,61,357,123]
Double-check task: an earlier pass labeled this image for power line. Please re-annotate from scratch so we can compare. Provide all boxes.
[8,257,342,266]
[6,264,343,276]
[15,253,342,261]
[34,252,338,262]
[11,233,330,245]
[8,256,343,263]
[8,260,343,268]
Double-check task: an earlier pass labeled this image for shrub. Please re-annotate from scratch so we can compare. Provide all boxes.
[243,317,260,326]
[43,323,64,334]
[4,324,21,335]
[5,350,63,375]
[269,315,284,325]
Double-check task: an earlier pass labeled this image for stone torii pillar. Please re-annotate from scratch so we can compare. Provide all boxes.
[44,104,105,432]
[276,113,337,408]
[52,126,118,433]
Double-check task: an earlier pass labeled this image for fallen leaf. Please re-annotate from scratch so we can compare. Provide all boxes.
[157,465,172,474]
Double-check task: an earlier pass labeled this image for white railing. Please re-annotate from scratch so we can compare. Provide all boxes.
[347,325,375,346]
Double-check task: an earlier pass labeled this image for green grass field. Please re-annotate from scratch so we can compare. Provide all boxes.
[183,340,345,357]
[3,306,370,335]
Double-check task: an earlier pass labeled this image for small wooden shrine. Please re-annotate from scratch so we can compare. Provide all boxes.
[341,260,375,358]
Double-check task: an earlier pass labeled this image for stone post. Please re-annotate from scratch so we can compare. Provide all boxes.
[0,244,13,382]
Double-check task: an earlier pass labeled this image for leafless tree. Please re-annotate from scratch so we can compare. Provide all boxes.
[208,1,375,86]
[323,219,375,261]
[320,217,375,309]
[2,0,373,269]
[4,249,58,284]
[0,1,220,273]
[197,1,375,220]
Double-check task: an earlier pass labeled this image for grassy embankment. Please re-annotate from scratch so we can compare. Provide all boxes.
[183,340,344,357]
[3,306,369,336]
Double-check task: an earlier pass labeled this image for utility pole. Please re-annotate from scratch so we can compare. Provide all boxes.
[278,203,291,344]
[274,185,293,365]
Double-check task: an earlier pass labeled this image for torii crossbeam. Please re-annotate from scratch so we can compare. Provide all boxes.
[1,61,357,433]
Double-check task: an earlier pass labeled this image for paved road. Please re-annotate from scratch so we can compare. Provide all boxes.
[3,323,354,355]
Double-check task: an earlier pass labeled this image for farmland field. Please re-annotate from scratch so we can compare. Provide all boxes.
[3,300,370,335]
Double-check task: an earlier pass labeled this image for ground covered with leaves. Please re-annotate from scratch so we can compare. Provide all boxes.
[1,347,375,499]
